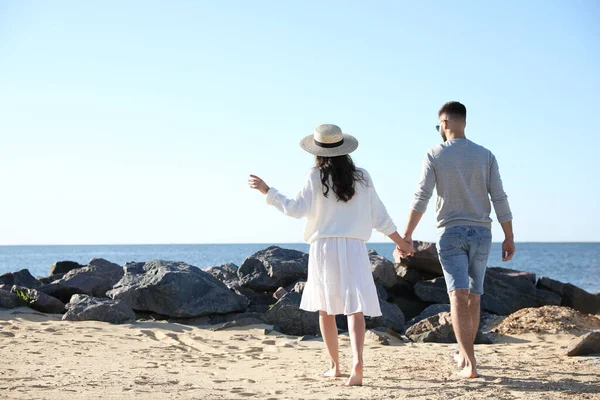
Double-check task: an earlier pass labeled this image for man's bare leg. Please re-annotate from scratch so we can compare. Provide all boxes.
[454,294,481,369]
[319,311,341,377]
[450,290,478,378]
[346,312,365,386]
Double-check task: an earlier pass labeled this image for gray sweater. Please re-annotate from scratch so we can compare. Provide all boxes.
[411,138,512,231]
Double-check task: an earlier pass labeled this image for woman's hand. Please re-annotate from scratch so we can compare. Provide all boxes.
[248,175,270,195]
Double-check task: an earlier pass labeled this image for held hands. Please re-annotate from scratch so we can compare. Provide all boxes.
[502,238,516,262]
[393,235,414,262]
[248,175,270,195]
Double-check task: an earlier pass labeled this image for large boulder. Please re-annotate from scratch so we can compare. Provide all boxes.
[37,274,66,285]
[414,268,562,315]
[414,277,449,304]
[50,261,84,276]
[566,331,600,356]
[366,299,405,332]
[391,293,429,321]
[53,258,124,298]
[205,263,239,284]
[0,269,40,289]
[405,311,491,344]
[107,260,248,318]
[237,246,308,292]
[263,292,318,336]
[406,304,451,328]
[482,268,561,315]
[368,250,397,289]
[0,289,20,309]
[228,282,274,313]
[537,277,600,315]
[397,241,443,277]
[10,286,66,314]
[63,294,135,324]
[37,282,84,304]
[394,264,432,285]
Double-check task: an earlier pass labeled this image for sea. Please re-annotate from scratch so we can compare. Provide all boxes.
[1,243,599,293]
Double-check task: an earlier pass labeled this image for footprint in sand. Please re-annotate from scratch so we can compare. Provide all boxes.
[139,330,159,341]
[261,340,276,345]
[0,332,15,337]
[245,347,264,354]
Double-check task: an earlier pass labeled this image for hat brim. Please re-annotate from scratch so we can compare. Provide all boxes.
[299,133,359,157]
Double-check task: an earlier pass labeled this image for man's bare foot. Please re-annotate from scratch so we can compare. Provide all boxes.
[458,365,478,379]
[453,350,466,369]
[346,362,363,386]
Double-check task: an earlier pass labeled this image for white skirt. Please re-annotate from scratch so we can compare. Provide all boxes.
[300,237,382,317]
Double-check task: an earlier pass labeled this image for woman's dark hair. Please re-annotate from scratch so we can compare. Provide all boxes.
[315,155,367,202]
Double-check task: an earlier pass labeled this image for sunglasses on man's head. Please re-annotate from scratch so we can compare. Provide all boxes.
[435,125,440,132]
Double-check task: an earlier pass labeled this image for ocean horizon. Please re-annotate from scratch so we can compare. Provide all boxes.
[1,242,599,293]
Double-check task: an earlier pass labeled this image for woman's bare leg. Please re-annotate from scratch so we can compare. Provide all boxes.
[346,312,365,386]
[319,311,341,377]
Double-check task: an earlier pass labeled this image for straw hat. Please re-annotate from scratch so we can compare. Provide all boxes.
[300,124,359,157]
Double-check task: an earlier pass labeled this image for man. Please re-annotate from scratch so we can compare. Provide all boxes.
[396,101,515,378]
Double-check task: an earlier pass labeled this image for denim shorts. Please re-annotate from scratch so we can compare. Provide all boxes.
[437,226,492,295]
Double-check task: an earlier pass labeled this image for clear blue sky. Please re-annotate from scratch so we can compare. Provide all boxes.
[1,1,598,245]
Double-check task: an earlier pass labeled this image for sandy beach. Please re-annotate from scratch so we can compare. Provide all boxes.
[1,308,599,400]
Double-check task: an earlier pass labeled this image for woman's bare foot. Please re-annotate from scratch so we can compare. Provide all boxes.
[458,364,478,379]
[323,361,342,378]
[453,350,466,369]
[346,362,363,386]
[323,368,342,377]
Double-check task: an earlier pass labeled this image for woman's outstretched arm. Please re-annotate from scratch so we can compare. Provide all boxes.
[248,174,312,219]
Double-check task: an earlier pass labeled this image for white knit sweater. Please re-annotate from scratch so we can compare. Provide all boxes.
[266,168,397,243]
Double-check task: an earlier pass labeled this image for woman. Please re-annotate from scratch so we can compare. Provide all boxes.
[248,124,412,386]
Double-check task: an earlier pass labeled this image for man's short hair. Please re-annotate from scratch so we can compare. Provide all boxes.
[439,101,467,120]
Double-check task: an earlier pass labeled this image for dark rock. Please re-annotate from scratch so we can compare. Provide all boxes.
[482,268,561,315]
[0,290,20,309]
[63,294,135,324]
[107,260,248,318]
[391,294,429,321]
[10,286,66,314]
[394,264,433,285]
[405,312,492,344]
[376,284,390,301]
[414,277,449,304]
[365,329,390,345]
[414,269,562,315]
[0,269,40,289]
[263,292,318,336]
[230,284,274,310]
[54,258,124,298]
[366,299,405,332]
[566,331,600,356]
[37,274,65,285]
[205,263,239,284]
[537,277,600,315]
[238,246,309,292]
[406,304,451,328]
[398,241,443,277]
[370,326,406,341]
[274,287,289,300]
[37,282,84,304]
[369,251,397,289]
[0,284,11,291]
[50,261,84,276]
